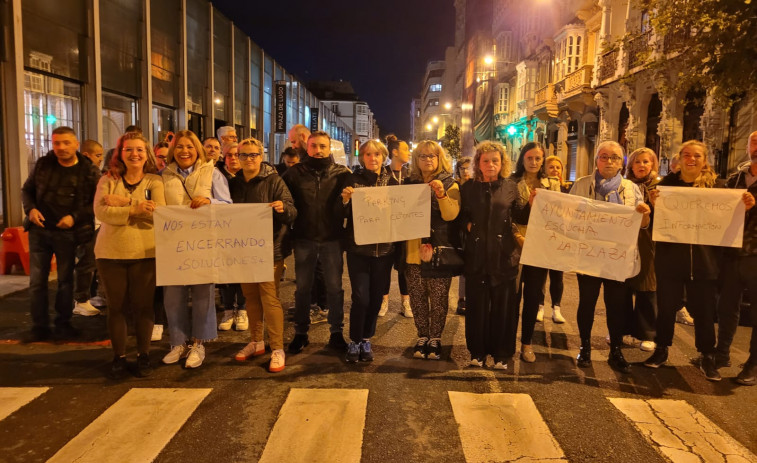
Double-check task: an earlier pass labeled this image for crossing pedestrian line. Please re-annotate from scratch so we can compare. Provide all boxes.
[46,388,211,463]
[448,391,568,463]
[258,388,369,463]
[0,387,49,421]
[609,398,757,463]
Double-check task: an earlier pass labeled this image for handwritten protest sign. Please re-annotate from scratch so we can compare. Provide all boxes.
[154,204,273,286]
[520,189,642,281]
[351,184,431,245]
[652,186,745,248]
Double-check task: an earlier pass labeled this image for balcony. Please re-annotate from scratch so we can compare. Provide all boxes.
[598,49,619,82]
[664,27,689,53]
[562,65,593,95]
[626,30,651,70]
[533,83,558,119]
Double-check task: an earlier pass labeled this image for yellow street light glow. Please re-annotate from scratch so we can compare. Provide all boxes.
[426,124,432,131]
[432,116,439,123]
[484,55,494,65]
[444,102,452,110]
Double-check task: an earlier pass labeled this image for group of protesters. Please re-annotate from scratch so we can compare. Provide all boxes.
[20,119,757,385]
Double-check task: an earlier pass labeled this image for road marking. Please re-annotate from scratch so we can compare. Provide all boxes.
[609,398,757,463]
[0,387,49,421]
[258,388,368,463]
[47,388,211,463]
[448,391,568,463]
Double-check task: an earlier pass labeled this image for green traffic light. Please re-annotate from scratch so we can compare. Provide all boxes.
[507,125,517,136]
[45,114,58,125]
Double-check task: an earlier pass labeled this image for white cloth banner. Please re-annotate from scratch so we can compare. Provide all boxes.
[154,204,273,286]
[351,184,431,245]
[520,189,642,281]
[652,186,745,248]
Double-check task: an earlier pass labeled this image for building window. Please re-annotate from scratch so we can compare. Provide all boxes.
[496,85,509,114]
[497,31,513,62]
[555,31,583,80]
[429,83,442,92]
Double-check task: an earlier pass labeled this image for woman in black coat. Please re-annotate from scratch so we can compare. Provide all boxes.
[460,141,527,370]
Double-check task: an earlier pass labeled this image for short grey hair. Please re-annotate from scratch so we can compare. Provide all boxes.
[595,140,625,165]
[217,126,236,139]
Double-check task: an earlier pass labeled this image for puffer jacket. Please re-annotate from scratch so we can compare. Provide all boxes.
[228,162,297,261]
[654,172,724,280]
[725,165,757,257]
[282,156,351,242]
[460,178,527,282]
[343,166,398,257]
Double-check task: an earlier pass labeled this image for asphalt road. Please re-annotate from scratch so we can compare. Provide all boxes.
[0,257,756,462]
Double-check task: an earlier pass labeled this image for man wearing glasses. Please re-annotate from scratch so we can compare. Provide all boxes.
[569,141,650,374]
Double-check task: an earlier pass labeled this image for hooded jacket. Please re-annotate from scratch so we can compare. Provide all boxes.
[725,164,757,258]
[342,166,398,257]
[229,162,297,261]
[282,156,351,242]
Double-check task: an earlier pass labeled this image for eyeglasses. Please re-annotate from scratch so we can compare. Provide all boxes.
[238,152,262,161]
[597,155,623,163]
[418,154,438,161]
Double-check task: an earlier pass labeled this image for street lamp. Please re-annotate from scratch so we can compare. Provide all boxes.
[444,102,452,110]
[484,55,494,65]
[432,116,439,124]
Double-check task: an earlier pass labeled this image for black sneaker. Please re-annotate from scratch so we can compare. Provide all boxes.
[288,334,310,354]
[413,337,429,359]
[54,323,81,340]
[136,353,153,377]
[576,340,592,368]
[608,347,632,374]
[714,352,731,369]
[359,340,374,362]
[644,347,669,368]
[328,332,348,350]
[26,326,52,343]
[426,339,442,360]
[700,354,721,382]
[346,342,360,363]
[736,363,757,386]
[109,356,129,380]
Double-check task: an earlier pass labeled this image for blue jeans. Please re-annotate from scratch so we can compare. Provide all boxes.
[29,228,77,328]
[294,239,344,334]
[346,252,394,342]
[163,284,217,345]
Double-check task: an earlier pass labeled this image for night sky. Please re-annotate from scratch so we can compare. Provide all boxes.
[212,0,456,140]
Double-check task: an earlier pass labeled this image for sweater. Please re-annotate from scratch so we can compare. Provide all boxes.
[93,174,166,259]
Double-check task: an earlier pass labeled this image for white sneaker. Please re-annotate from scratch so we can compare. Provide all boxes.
[401,299,413,318]
[185,343,206,369]
[235,341,265,361]
[234,310,249,331]
[493,361,508,370]
[218,310,234,330]
[378,298,389,317]
[536,305,544,322]
[73,301,100,316]
[552,306,566,324]
[269,349,286,372]
[640,341,656,352]
[469,358,484,367]
[676,307,694,325]
[162,344,189,364]
[151,324,163,341]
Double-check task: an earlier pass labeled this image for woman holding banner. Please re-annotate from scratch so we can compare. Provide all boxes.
[644,140,754,381]
[512,142,562,363]
[569,141,650,373]
[460,141,526,369]
[624,148,661,353]
[229,137,295,373]
[405,141,461,360]
[341,139,398,363]
[161,130,232,369]
[94,132,164,379]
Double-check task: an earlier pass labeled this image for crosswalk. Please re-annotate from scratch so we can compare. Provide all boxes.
[2,386,755,463]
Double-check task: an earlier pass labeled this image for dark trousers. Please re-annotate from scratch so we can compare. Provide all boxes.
[221,284,246,311]
[97,258,156,356]
[717,256,757,363]
[576,274,627,346]
[73,232,97,303]
[294,240,344,334]
[154,286,166,325]
[519,265,548,345]
[383,245,409,296]
[655,276,717,354]
[622,289,657,341]
[29,228,76,329]
[311,259,328,309]
[346,252,394,342]
[465,276,518,361]
[538,269,564,307]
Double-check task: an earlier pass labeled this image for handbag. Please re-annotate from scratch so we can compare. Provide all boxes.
[421,245,464,276]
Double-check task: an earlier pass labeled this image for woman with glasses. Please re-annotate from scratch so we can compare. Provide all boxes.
[569,141,650,373]
[644,141,754,381]
[404,141,461,360]
[161,130,232,369]
[228,138,295,372]
[511,142,561,364]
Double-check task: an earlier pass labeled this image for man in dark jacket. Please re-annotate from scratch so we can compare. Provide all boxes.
[717,130,757,385]
[21,126,101,341]
[282,130,351,353]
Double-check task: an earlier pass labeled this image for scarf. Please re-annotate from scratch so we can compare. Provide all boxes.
[594,170,623,204]
[303,155,332,171]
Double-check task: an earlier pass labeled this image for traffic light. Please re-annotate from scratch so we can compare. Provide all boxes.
[354,139,360,156]
[507,125,517,136]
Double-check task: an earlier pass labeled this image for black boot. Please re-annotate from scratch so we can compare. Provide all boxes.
[608,346,632,374]
[109,355,129,380]
[700,353,721,382]
[736,362,757,386]
[577,339,592,368]
[644,346,668,368]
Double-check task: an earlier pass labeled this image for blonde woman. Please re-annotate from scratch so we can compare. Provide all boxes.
[405,141,461,360]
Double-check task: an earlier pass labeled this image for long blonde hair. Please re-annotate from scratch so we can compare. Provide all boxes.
[679,140,716,188]
[410,140,452,180]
